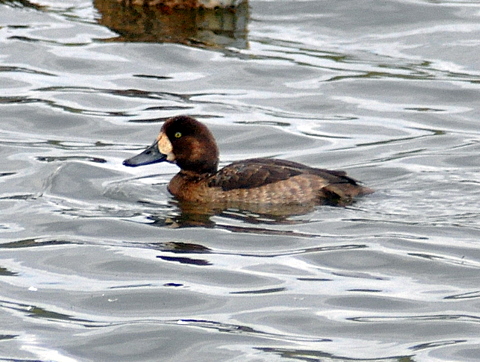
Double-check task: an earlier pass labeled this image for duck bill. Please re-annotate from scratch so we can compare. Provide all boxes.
[123,141,167,167]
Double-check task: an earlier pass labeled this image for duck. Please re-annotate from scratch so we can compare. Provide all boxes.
[123,115,373,207]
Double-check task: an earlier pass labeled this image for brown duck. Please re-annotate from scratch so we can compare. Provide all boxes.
[123,116,373,207]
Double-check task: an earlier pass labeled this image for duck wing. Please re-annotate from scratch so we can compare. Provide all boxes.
[209,158,358,191]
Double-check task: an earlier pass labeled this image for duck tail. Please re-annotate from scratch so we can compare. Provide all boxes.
[321,184,374,206]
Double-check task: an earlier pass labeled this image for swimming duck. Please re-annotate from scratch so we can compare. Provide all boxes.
[123,116,373,206]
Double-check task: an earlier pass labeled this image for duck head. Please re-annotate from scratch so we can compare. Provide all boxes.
[123,116,219,174]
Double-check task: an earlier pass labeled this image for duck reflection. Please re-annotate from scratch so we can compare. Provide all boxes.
[172,200,318,228]
[93,0,249,49]
[141,199,327,235]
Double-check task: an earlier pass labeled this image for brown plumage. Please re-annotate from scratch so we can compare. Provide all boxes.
[123,116,373,207]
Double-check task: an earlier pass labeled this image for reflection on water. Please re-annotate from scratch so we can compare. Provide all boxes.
[94,0,249,48]
[0,0,44,10]
[111,0,244,8]
[117,195,316,231]
[166,199,319,226]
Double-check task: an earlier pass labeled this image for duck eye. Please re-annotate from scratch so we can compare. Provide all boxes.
[174,132,182,138]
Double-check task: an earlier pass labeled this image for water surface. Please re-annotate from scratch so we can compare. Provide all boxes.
[1,0,480,361]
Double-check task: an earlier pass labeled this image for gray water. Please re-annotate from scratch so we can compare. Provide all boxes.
[1,0,480,361]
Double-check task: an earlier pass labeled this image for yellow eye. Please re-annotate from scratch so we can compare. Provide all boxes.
[174,132,182,138]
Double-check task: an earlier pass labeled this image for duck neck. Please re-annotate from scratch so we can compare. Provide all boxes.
[177,159,218,176]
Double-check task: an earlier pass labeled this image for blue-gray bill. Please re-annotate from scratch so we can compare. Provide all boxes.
[123,141,167,167]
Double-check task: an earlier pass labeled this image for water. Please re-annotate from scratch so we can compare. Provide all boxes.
[1,0,480,361]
